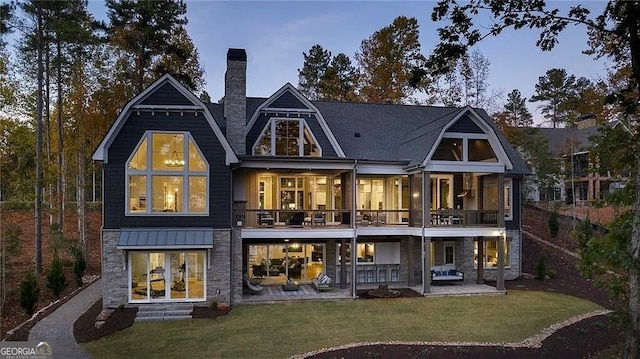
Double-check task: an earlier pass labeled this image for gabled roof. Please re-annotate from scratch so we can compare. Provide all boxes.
[314,101,530,175]
[92,74,239,165]
[245,83,345,157]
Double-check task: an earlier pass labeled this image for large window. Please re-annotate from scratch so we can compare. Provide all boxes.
[129,251,206,302]
[126,132,208,214]
[432,135,497,162]
[253,118,321,157]
[474,239,511,268]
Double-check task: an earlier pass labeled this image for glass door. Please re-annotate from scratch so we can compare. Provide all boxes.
[430,175,453,210]
[129,251,206,302]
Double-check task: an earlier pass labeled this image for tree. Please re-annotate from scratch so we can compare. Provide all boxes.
[45,253,66,298]
[106,0,188,93]
[504,89,533,128]
[0,2,13,47]
[153,25,205,93]
[20,270,39,315]
[529,68,578,128]
[427,49,500,112]
[298,44,331,100]
[428,2,640,356]
[493,89,532,145]
[321,53,358,101]
[356,16,427,104]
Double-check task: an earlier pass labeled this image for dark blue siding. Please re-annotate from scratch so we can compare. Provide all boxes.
[104,110,230,229]
[245,113,337,157]
[270,91,306,108]
[447,115,484,134]
[304,115,337,157]
[506,177,521,230]
[141,82,194,106]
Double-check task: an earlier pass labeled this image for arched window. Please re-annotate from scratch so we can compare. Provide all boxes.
[126,132,208,214]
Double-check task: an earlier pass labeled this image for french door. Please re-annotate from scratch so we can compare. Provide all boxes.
[129,251,206,302]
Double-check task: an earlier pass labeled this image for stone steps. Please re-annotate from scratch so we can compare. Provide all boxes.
[135,304,194,322]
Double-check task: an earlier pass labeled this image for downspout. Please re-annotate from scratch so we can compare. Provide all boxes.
[352,159,358,299]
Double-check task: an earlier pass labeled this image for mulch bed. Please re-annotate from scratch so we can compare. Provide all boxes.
[357,287,422,299]
[308,314,622,359]
[191,306,232,319]
[74,299,138,343]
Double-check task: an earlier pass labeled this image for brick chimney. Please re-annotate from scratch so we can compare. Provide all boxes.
[225,48,247,155]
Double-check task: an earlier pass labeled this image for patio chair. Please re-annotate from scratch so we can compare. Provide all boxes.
[287,211,305,226]
[243,275,264,295]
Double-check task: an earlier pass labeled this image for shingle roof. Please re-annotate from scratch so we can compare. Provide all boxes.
[206,96,529,175]
[314,101,530,175]
[536,126,600,155]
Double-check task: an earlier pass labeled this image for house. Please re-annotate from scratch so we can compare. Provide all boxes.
[527,116,630,205]
[92,49,530,308]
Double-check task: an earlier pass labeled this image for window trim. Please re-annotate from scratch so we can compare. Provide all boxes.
[505,178,513,220]
[252,117,322,157]
[125,131,209,216]
[444,241,455,265]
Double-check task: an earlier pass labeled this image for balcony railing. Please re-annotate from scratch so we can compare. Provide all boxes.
[236,208,499,228]
[428,209,499,227]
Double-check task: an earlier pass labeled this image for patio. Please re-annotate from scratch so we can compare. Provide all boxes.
[241,282,503,303]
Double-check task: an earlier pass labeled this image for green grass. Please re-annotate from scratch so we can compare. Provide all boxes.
[82,291,602,359]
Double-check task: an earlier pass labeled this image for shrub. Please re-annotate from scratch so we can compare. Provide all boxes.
[535,254,547,281]
[46,254,67,298]
[548,210,560,238]
[71,247,87,287]
[20,270,39,315]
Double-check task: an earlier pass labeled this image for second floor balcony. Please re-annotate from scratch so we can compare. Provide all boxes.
[233,169,509,231]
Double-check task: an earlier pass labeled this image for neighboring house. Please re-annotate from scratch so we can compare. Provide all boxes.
[92,49,530,308]
[527,116,629,205]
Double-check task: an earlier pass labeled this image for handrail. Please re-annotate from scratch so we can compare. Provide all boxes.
[236,208,500,228]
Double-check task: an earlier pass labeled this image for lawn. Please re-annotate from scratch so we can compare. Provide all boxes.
[82,290,602,359]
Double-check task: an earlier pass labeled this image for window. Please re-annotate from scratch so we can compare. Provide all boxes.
[444,241,455,265]
[253,118,321,157]
[336,243,375,264]
[505,178,512,219]
[126,132,208,214]
[432,135,498,163]
[482,176,513,219]
[433,138,463,161]
[474,239,511,268]
[468,139,497,162]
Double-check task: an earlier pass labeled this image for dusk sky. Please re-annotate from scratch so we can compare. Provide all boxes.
[88,1,611,125]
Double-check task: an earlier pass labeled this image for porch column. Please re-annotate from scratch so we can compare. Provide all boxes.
[340,238,347,289]
[423,237,431,294]
[424,171,431,227]
[476,237,484,284]
[497,173,505,291]
[351,161,358,299]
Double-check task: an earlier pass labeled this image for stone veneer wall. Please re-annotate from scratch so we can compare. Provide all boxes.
[101,228,235,308]
[207,229,232,306]
[230,228,243,304]
[102,230,128,309]
[472,231,522,281]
